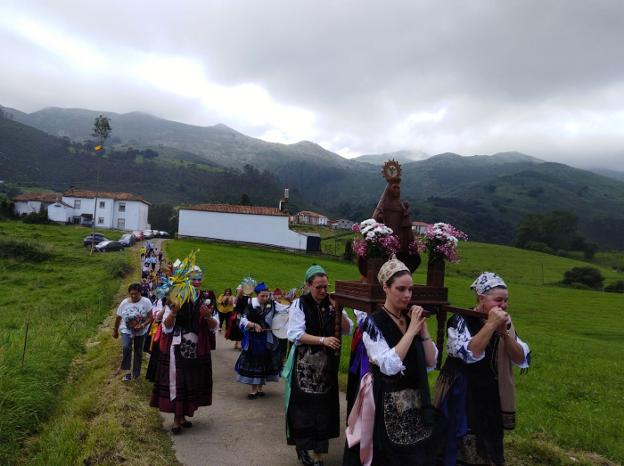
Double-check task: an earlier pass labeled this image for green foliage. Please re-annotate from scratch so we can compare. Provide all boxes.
[524,241,554,255]
[604,280,624,293]
[343,238,354,261]
[562,266,604,290]
[0,237,51,261]
[0,221,131,464]
[92,114,111,144]
[21,209,52,224]
[515,211,581,251]
[148,203,178,233]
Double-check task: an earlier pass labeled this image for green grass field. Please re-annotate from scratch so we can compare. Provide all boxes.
[0,221,133,465]
[166,238,624,465]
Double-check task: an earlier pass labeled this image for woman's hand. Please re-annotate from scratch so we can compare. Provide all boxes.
[321,336,341,350]
[407,305,425,336]
[487,306,510,332]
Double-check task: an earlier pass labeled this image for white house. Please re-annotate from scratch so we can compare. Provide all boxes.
[178,204,320,252]
[294,210,329,226]
[36,188,150,231]
[14,192,60,216]
[412,221,431,235]
[331,218,355,230]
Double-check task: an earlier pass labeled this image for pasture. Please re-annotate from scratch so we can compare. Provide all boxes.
[166,238,624,464]
[0,221,132,465]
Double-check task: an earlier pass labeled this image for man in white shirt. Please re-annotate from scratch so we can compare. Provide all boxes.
[113,283,154,381]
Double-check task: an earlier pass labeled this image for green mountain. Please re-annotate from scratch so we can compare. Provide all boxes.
[355,149,430,165]
[3,105,624,249]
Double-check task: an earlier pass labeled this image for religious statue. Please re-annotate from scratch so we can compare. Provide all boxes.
[372,160,421,272]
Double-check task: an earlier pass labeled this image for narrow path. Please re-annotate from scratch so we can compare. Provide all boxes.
[163,332,348,466]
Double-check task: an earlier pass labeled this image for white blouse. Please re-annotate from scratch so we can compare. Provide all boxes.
[287,297,354,344]
[362,317,438,376]
[447,314,530,368]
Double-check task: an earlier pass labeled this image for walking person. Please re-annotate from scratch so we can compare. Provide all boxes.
[150,266,219,434]
[216,288,235,333]
[284,265,353,466]
[235,282,288,398]
[344,257,441,466]
[113,283,154,381]
[434,272,530,466]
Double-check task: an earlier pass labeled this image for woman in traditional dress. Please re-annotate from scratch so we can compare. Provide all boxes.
[235,282,288,398]
[226,282,252,350]
[149,266,219,434]
[434,272,530,465]
[216,287,234,333]
[284,265,353,466]
[345,256,440,466]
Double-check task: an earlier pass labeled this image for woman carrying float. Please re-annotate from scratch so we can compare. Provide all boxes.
[345,256,441,466]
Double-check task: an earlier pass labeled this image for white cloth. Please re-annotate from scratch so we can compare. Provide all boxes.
[116,297,153,335]
[287,298,354,344]
[447,315,530,368]
[362,318,438,376]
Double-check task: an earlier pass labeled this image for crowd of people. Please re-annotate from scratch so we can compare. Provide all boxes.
[113,245,530,466]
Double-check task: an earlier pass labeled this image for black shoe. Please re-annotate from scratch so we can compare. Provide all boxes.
[296,448,314,466]
[171,426,182,435]
[181,421,193,428]
[312,462,324,466]
[247,393,258,400]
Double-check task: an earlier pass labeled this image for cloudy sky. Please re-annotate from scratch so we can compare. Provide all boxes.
[1,0,623,168]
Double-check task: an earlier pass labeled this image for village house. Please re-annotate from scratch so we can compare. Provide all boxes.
[13,192,61,216]
[178,203,320,252]
[293,210,329,226]
[14,188,150,231]
[412,221,431,235]
[331,218,355,230]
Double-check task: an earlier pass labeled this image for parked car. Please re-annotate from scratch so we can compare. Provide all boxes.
[119,233,135,247]
[159,231,169,237]
[83,234,108,247]
[95,240,125,252]
[131,230,144,241]
[142,229,154,239]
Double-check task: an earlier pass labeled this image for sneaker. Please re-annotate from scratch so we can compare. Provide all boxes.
[121,373,132,382]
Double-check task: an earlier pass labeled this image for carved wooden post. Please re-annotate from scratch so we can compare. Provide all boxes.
[427,255,446,368]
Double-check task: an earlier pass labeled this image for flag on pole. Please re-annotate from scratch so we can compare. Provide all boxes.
[95,145,105,154]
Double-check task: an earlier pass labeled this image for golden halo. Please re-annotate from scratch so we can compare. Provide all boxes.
[382,159,402,182]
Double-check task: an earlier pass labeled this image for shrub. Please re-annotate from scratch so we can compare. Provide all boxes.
[343,239,354,261]
[524,241,554,255]
[605,280,624,293]
[21,210,51,224]
[0,238,51,261]
[107,257,133,278]
[562,266,604,290]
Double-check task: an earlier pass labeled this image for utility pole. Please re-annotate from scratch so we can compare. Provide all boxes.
[90,115,111,255]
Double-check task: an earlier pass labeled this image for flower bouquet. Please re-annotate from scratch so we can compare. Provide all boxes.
[412,222,468,263]
[351,219,400,258]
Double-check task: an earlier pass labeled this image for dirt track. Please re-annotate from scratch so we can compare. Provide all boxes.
[162,331,348,466]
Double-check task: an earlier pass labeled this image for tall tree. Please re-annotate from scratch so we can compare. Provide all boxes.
[90,115,112,254]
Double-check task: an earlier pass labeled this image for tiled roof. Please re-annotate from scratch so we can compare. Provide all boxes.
[296,210,328,218]
[181,203,287,217]
[14,192,60,203]
[63,188,150,205]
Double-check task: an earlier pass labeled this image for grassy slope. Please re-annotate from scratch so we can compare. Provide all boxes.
[0,221,132,464]
[166,238,623,465]
[22,266,179,466]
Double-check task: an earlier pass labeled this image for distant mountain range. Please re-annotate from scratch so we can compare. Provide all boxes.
[2,105,624,249]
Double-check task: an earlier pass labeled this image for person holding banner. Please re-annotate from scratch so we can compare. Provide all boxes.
[344,256,440,466]
[434,272,530,466]
[235,282,289,399]
[284,265,353,466]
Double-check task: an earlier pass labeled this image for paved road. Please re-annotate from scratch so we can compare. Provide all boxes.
[162,331,348,466]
